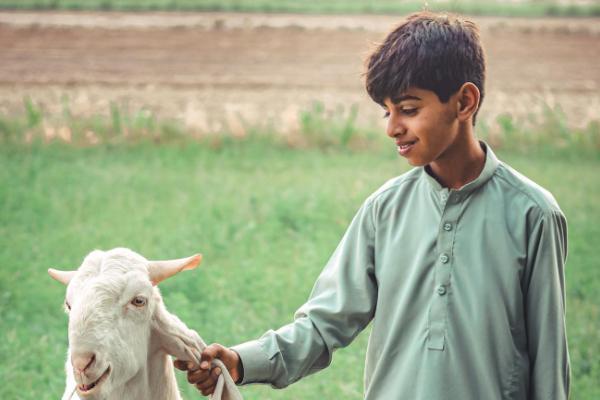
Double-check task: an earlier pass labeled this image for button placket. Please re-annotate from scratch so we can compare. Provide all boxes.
[427,192,461,351]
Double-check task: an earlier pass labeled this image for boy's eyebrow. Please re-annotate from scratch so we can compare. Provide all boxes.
[391,94,422,103]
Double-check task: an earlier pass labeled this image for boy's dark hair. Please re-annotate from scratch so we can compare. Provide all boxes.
[365,12,486,124]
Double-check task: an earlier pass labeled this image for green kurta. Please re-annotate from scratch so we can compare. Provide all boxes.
[233,143,570,400]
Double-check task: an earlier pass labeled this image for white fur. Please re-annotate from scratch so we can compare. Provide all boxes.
[52,248,241,400]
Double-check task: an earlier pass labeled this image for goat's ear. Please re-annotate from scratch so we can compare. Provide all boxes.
[48,268,76,285]
[147,254,202,286]
[151,304,205,365]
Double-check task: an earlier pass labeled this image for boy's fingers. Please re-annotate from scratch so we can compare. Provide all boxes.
[196,374,218,390]
[187,361,200,371]
[200,343,224,370]
[187,367,212,384]
[188,368,221,393]
[193,367,222,396]
[197,383,216,396]
[173,359,189,371]
[195,380,217,392]
[174,359,202,372]
[188,343,230,395]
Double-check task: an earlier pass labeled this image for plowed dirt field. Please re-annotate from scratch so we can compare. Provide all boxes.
[1,11,598,134]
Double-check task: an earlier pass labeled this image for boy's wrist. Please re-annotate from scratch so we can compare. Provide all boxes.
[231,349,244,384]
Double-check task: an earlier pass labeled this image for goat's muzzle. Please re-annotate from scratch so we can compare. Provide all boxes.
[76,366,111,397]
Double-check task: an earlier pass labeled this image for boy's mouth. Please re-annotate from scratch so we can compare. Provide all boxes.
[396,140,417,156]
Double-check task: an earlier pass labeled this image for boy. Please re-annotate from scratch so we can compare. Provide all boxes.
[176,12,570,399]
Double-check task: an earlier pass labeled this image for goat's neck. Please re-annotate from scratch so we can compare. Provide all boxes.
[114,330,181,400]
[105,350,180,400]
[144,345,182,400]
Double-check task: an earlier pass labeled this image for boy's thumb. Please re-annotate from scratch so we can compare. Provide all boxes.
[200,344,222,369]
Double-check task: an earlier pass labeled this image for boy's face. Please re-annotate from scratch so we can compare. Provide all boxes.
[383,87,461,167]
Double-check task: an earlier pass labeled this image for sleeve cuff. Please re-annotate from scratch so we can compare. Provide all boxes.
[231,339,272,385]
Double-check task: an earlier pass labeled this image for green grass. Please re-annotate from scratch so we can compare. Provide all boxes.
[0,0,599,17]
[0,132,599,398]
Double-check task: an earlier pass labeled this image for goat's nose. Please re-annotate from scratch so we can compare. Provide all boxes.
[71,351,96,373]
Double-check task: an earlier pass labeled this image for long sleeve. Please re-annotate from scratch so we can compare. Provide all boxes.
[232,200,377,388]
[524,209,570,399]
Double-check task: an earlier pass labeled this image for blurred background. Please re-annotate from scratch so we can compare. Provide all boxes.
[0,1,598,399]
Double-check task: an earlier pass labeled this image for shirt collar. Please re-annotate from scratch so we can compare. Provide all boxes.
[421,141,499,195]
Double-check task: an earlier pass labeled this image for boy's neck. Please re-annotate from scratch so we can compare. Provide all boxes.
[427,130,486,190]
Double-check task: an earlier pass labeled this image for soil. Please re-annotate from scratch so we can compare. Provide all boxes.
[1,11,598,134]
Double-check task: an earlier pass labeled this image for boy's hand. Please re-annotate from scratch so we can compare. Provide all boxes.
[174,343,242,396]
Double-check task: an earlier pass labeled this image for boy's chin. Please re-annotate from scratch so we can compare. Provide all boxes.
[404,157,428,167]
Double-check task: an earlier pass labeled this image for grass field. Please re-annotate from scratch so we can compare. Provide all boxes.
[0,0,599,17]
[0,133,598,398]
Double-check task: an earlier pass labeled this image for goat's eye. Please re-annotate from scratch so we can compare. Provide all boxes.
[131,296,147,307]
[64,301,71,311]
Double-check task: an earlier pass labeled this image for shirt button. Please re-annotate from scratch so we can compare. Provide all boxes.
[443,222,452,231]
[436,285,447,296]
[440,253,449,264]
[441,192,448,201]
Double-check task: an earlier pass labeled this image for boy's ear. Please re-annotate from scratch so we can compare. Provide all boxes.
[456,82,480,122]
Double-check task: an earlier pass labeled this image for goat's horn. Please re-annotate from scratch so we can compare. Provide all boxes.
[148,254,202,285]
[48,268,77,285]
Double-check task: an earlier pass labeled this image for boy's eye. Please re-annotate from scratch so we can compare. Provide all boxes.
[382,107,417,118]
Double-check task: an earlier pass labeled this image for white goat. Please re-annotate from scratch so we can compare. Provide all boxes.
[48,247,242,400]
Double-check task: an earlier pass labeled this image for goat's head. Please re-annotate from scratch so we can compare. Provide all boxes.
[48,248,202,399]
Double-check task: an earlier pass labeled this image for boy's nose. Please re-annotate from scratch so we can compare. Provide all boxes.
[386,118,406,138]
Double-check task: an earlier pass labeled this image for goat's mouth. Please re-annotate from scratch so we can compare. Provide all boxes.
[77,366,110,396]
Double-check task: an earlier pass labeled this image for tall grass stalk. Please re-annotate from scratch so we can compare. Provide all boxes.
[0,97,598,157]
